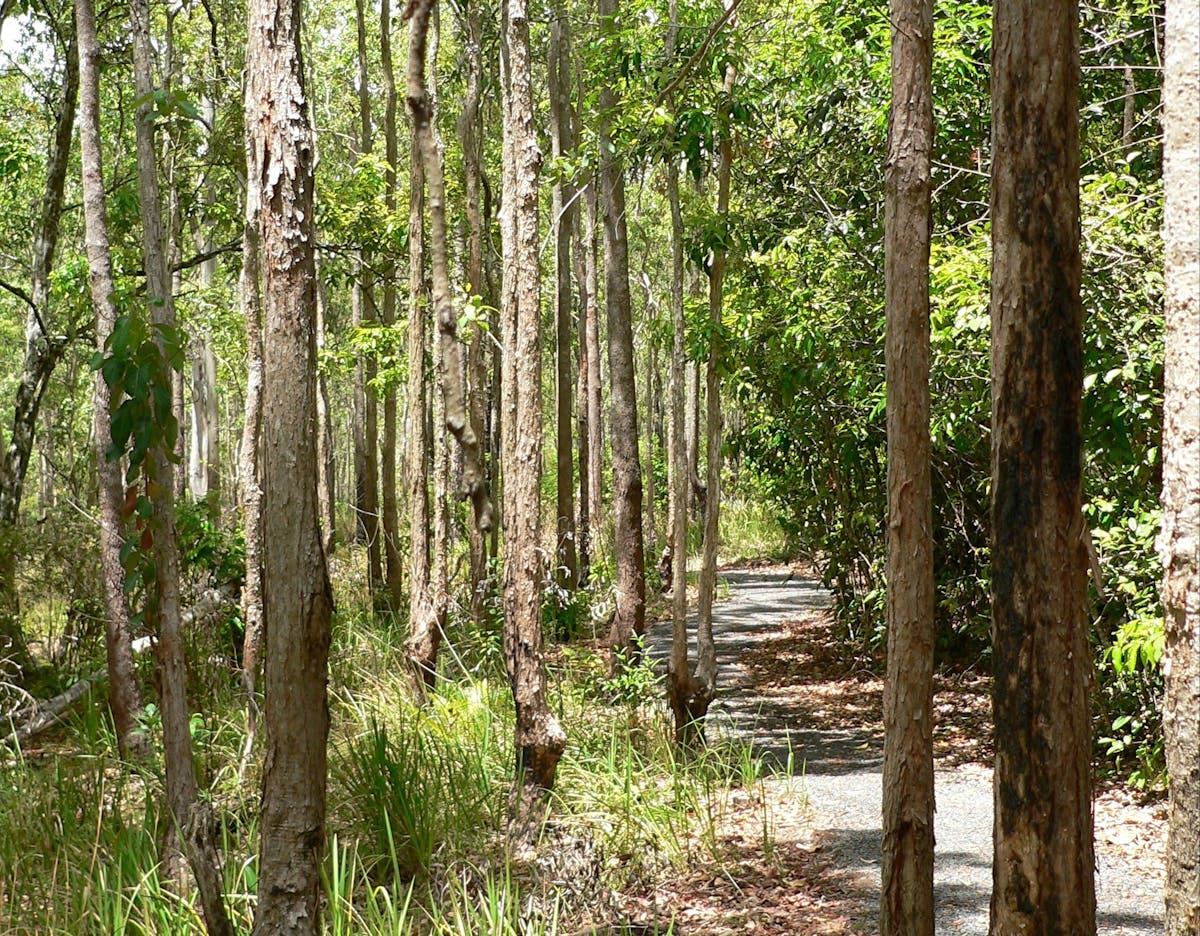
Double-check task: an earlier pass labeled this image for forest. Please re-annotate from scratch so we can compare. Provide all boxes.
[0,0,1196,932]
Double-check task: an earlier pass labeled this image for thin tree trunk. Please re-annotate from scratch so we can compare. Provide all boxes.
[1160,1,1200,931]
[406,18,437,683]
[457,0,490,620]
[499,0,565,836]
[643,334,659,570]
[353,0,383,594]
[574,196,591,586]
[246,0,334,924]
[583,177,603,544]
[408,0,494,685]
[598,0,646,670]
[988,2,1095,932]
[691,0,738,735]
[315,263,336,555]
[380,0,403,613]
[549,2,578,591]
[238,159,265,777]
[128,0,232,927]
[0,30,78,670]
[880,0,935,931]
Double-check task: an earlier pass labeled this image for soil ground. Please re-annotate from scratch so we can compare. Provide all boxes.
[636,566,1166,935]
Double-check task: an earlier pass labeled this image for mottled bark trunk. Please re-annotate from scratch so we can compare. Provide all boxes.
[238,180,265,774]
[129,0,232,927]
[188,159,220,512]
[1160,2,1200,932]
[0,30,78,671]
[457,0,490,621]
[380,0,403,613]
[246,0,334,925]
[315,264,336,556]
[574,194,591,585]
[406,65,436,683]
[549,4,578,591]
[598,0,646,670]
[989,2,1095,933]
[500,0,565,836]
[880,0,935,931]
[407,0,494,687]
[643,336,659,569]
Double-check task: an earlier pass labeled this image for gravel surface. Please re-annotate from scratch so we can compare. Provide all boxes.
[645,567,1164,934]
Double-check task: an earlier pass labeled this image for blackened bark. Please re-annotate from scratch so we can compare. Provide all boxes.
[989,2,1095,933]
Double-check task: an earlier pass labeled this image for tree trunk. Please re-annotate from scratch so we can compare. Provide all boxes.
[574,193,591,586]
[598,0,646,670]
[583,177,604,546]
[1160,1,1200,931]
[880,0,935,931]
[238,164,265,775]
[353,0,383,594]
[499,0,565,836]
[406,31,437,686]
[663,0,700,747]
[0,29,78,670]
[315,263,337,555]
[188,157,220,512]
[549,2,578,592]
[380,0,404,613]
[989,2,1094,933]
[407,0,495,688]
[246,0,334,926]
[457,0,490,621]
[129,0,233,927]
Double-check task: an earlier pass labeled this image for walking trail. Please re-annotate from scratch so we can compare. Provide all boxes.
[642,566,1165,935]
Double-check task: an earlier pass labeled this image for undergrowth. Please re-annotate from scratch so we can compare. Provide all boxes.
[0,547,776,935]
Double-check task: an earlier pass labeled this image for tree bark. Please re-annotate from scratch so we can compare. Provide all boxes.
[246,0,334,926]
[379,0,404,613]
[574,188,591,586]
[880,0,935,931]
[456,0,490,621]
[597,0,646,670]
[583,177,604,544]
[238,158,265,776]
[988,3,1095,933]
[1160,1,1200,931]
[315,262,336,556]
[353,0,383,594]
[549,2,578,592]
[0,28,78,670]
[129,0,232,927]
[499,0,565,836]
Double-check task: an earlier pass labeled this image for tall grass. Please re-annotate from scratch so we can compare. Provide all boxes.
[0,558,772,935]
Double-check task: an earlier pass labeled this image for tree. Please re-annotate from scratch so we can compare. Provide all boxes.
[499,0,565,834]
[1159,0,1199,931]
[0,18,78,672]
[245,0,334,924]
[597,0,646,669]
[880,0,935,931]
[380,0,404,613]
[549,0,578,593]
[988,1,1094,932]
[70,0,146,764]
[352,0,383,594]
[406,0,495,686]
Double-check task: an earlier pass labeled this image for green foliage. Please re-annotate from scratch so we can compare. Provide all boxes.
[174,499,244,586]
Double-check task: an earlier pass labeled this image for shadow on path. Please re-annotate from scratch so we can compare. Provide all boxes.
[643,567,1165,936]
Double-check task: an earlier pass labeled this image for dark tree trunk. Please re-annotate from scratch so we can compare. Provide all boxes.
[989,2,1095,933]
[880,0,935,931]
[597,0,646,670]
[246,0,334,926]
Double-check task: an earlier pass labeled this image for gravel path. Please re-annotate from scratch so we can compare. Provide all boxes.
[645,567,1164,934]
